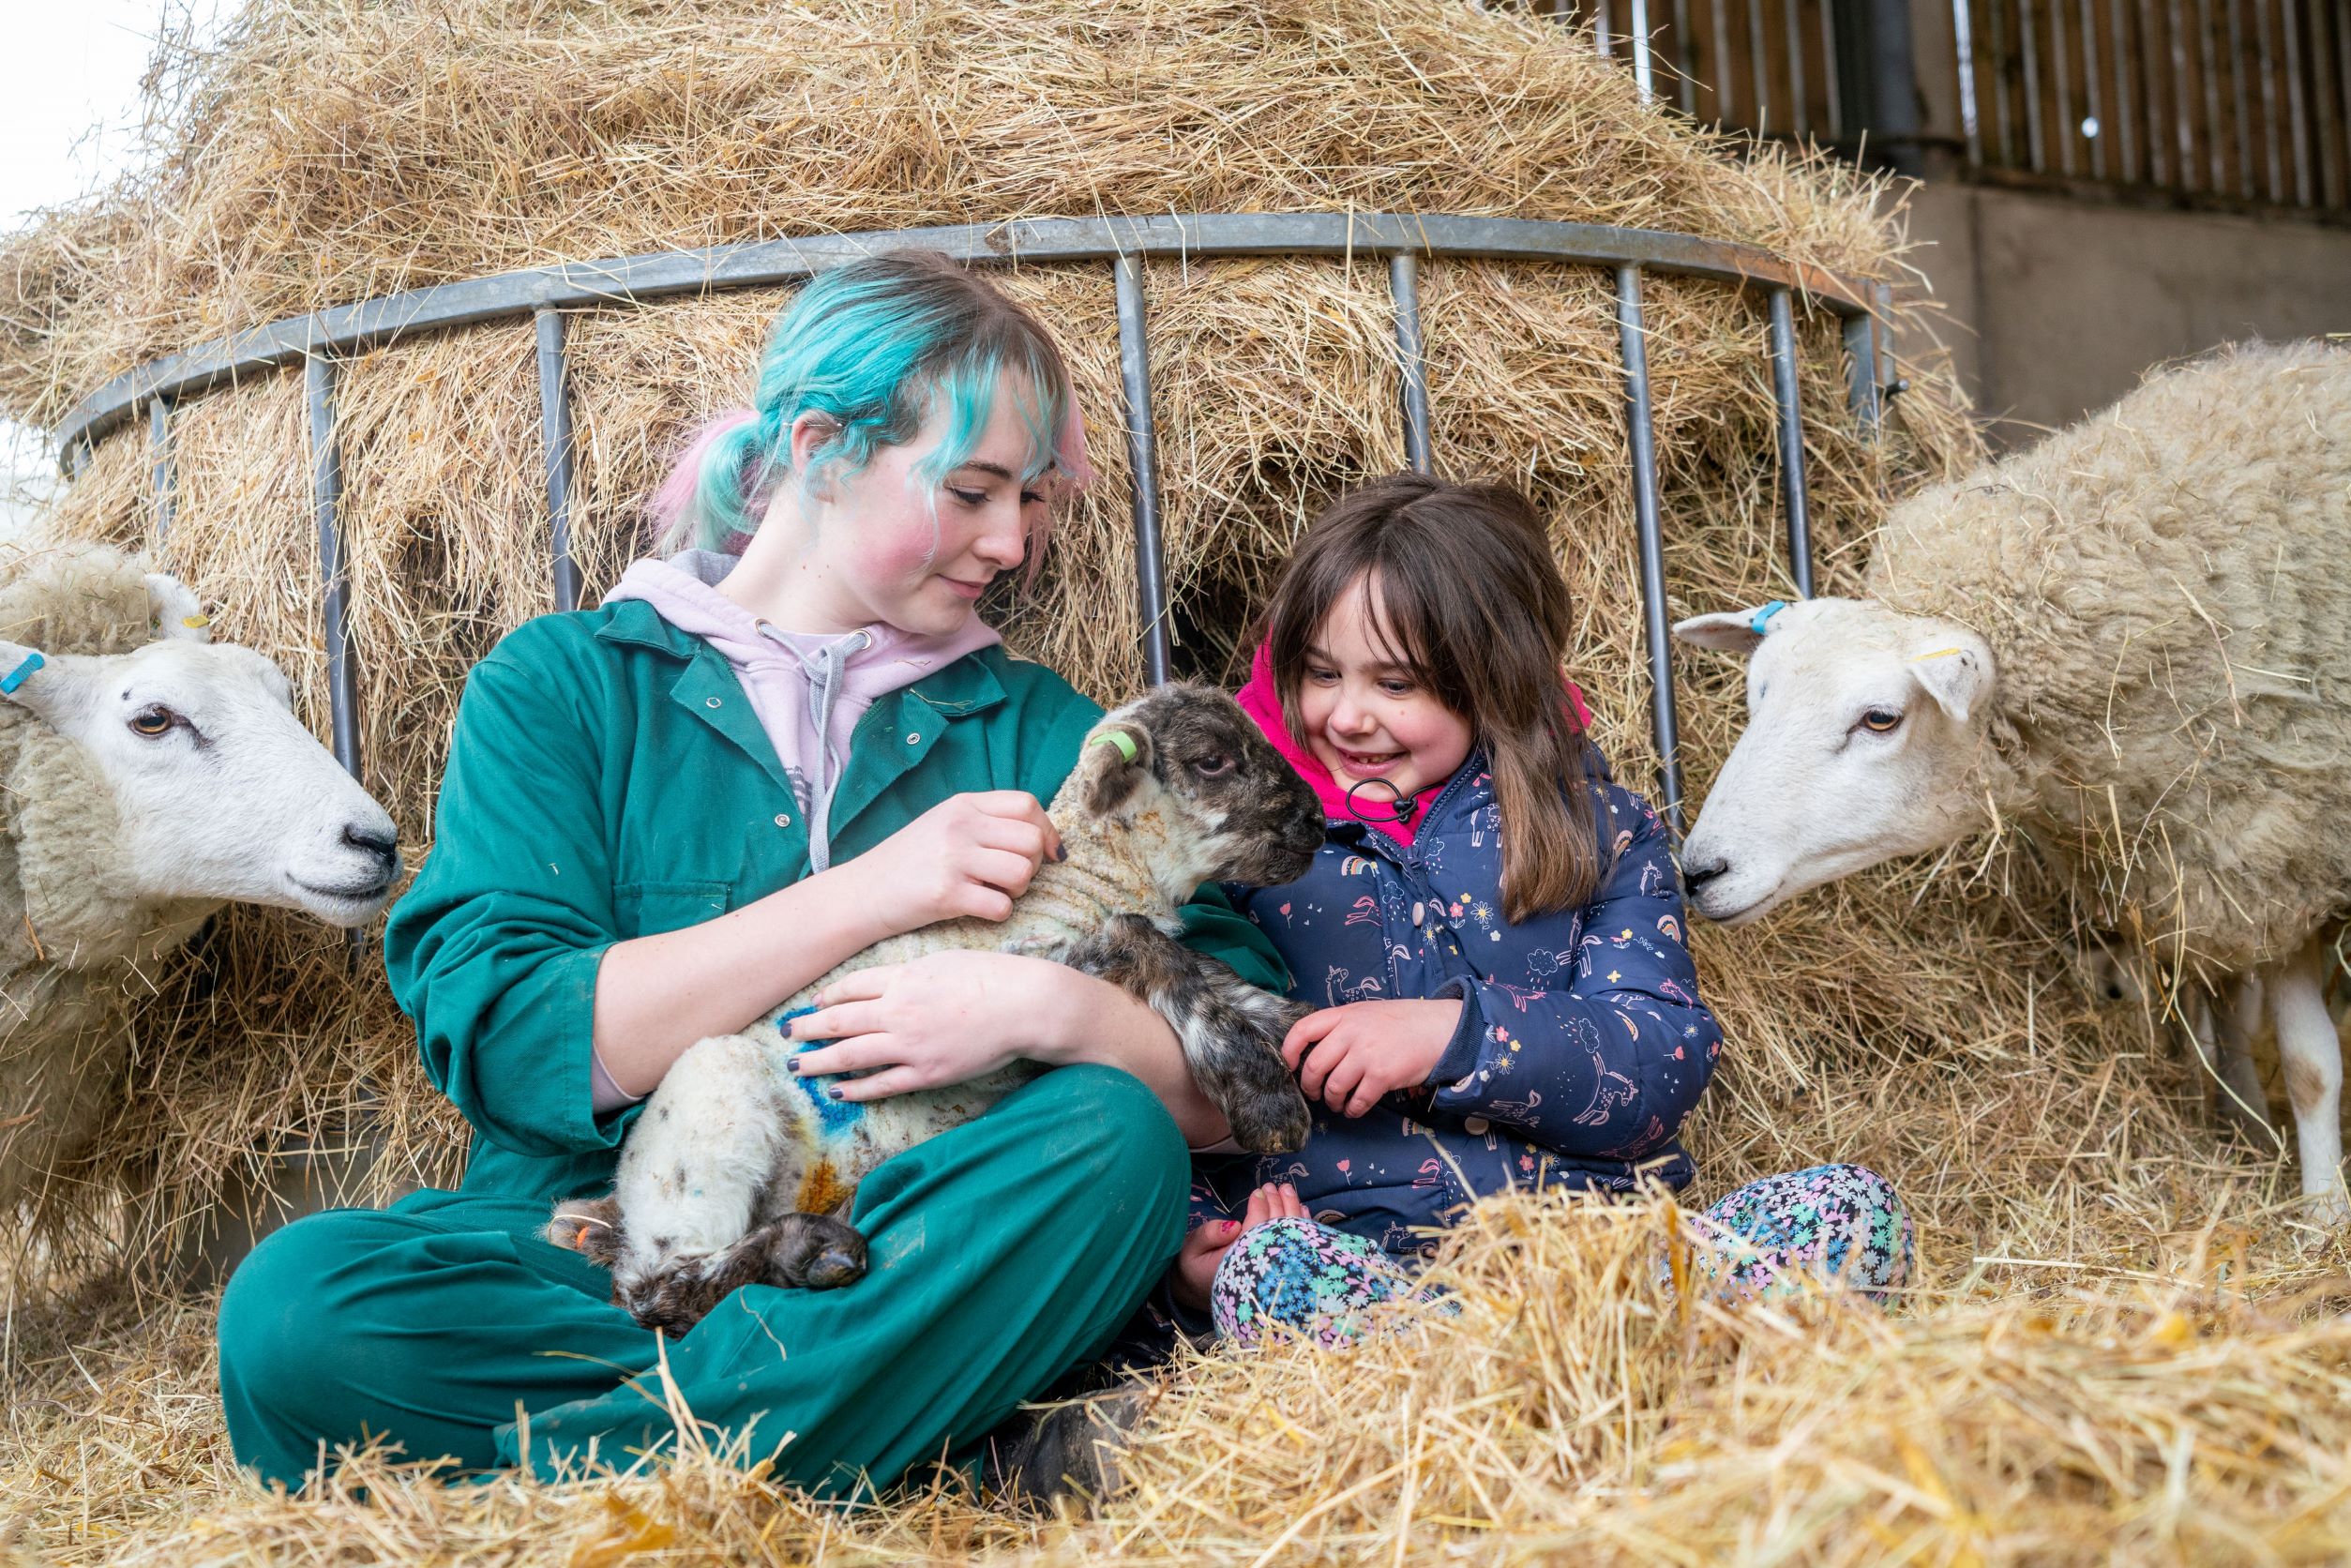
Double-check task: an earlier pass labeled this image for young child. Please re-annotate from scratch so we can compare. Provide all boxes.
[1171,474,1911,1346]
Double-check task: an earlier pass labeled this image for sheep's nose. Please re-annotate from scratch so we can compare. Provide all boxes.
[1680,857,1728,897]
[344,822,400,872]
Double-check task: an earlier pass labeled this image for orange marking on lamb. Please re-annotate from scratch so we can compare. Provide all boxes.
[796,1159,855,1216]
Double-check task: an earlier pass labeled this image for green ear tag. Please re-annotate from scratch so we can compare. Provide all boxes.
[1093,730,1138,763]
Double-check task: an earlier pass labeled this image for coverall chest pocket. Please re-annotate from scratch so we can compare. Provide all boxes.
[613,880,732,940]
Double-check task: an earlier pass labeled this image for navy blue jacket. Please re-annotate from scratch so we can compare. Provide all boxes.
[1201,750,1723,1261]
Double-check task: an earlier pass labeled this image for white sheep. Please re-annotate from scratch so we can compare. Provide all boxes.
[550,682,1322,1334]
[1672,340,2351,1220]
[0,542,403,1216]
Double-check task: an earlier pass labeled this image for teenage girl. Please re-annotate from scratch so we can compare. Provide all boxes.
[215,253,1288,1495]
[1168,474,1911,1345]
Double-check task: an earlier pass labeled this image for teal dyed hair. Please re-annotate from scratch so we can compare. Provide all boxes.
[650,251,1082,555]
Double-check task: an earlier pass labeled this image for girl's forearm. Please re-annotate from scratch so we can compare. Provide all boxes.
[1037,972,1233,1148]
[592,867,897,1097]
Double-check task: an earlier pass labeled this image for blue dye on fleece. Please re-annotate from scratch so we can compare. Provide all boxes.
[776,1005,867,1137]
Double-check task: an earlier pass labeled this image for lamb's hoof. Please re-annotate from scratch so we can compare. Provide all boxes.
[1227,1084,1314,1155]
[617,1267,730,1337]
[772,1214,869,1290]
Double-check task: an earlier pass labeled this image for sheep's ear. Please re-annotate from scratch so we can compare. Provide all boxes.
[0,639,84,725]
[1907,629,1995,724]
[1671,609,1768,656]
[1077,721,1154,820]
[144,573,213,643]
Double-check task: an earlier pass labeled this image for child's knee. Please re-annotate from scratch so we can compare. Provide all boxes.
[1209,1217,1413,1347]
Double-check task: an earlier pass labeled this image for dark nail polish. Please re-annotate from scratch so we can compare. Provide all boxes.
[826,1086,843,1101]
[1052,843,1068,863]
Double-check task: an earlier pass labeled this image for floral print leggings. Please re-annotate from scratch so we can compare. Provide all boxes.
[1209,1163,1914,1348]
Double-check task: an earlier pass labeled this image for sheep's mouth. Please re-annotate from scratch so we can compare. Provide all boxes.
[286,871,399,918]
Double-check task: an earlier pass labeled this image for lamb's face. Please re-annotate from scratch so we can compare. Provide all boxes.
[1669,597,1997,925]
[0,635,402,926]
[1078,684,1323,891]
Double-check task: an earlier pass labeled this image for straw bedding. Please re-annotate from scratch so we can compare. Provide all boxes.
[3,0,2345,1560]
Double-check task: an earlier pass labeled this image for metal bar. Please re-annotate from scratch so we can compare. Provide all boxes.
[1387,252,1435,475]
[1112,257,1171,688]
[2021,0,2049,171]
[51,213,1878,462]
[1711,0,1735,120]
[1630,0,1655,98]
[2050,0,2078,174]
[2315,0,2348,207]
[1956,0,1984,163]
[2226,0,2253,195]
[305,354,363,785]
[2280,0,2311,204]
[1674,0,1698,113]
[2077,0,2106,177]
[1613,264,1682,831]
[2338,0,2351,201]
[2139,0,2170,185]
[1749,0,1772,134]
[1786,0,1811,139]
[1598,0,1615,55]
[2253,0,2283,199]
[2198,0,2226,191]
[2174,0,2201,188]
[534,309,584,612]
[1767,288,1815,599]
[1993,0,2018,165]
[1821,0,1845,139]
[147,394,174,546]
[1845,295,1885,430]
[2111,0,2140,181]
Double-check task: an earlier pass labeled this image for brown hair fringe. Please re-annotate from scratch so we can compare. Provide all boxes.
[1263,473,1604,921]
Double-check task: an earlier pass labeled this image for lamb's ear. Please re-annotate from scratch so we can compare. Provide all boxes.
[1907,628,1995,724]
[0,638,84,724]
[144,573,213,643]
[1077,721,1154,820]
[1671,609,1769,656]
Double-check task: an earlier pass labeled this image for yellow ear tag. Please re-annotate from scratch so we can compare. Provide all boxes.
[1093,731,1138,762]
[1909,646,1964,662]
[180,614,210,630]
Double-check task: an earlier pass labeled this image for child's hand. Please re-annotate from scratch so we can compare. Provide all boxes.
[1283,1000,1462,1118]
[1168,1183,1307,1310]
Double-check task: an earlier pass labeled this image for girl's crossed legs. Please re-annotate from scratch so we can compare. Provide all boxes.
[1209,1163,1914,1347]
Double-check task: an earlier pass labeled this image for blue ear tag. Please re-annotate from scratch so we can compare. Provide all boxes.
[0,652,45,695]
[1747,600,1789,637]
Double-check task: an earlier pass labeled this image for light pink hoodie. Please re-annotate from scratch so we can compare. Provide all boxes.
[588,549,1001,1107]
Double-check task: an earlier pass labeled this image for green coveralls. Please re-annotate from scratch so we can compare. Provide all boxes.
[215,603,1287,1493]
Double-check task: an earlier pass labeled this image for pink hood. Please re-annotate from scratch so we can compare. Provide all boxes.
[1233,641,1593,847]
[604,550,1000,870]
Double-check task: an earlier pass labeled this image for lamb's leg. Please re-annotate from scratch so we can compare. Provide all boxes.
[2268,941,2347,1227]
[1067,915,1312,1154]
[606,1033,797,1330]
[2213,973,2277,1147]
[621,1213,868,1336]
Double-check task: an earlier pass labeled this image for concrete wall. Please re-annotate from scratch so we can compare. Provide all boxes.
[1896,180,2350,443]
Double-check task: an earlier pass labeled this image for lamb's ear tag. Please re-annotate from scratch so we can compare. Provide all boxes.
[0,651,45,695]
[1093,731,1138,763]
[1747,599,1789,637]
[180,614,210,631]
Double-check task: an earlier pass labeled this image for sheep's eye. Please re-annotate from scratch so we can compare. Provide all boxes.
[1192,753,1234,777]
[1859,708,1904,734]
[128,708,175,738]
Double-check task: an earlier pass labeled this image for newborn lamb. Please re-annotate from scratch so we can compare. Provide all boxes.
[554,682,1320,1333]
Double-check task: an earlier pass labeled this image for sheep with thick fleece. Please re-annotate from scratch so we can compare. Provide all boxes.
[552,682,1322,1334]
[0,542,402,1215]
[1672,340,2351,1217]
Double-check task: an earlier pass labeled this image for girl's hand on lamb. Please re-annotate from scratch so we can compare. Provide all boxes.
[1169,1183,1306,1310]
[1283,1000,1461,1118]
[786,950,1079,1098]
[842,791,1065,935]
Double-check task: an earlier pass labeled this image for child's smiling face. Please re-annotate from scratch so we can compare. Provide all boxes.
[1298,570,1474,806]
